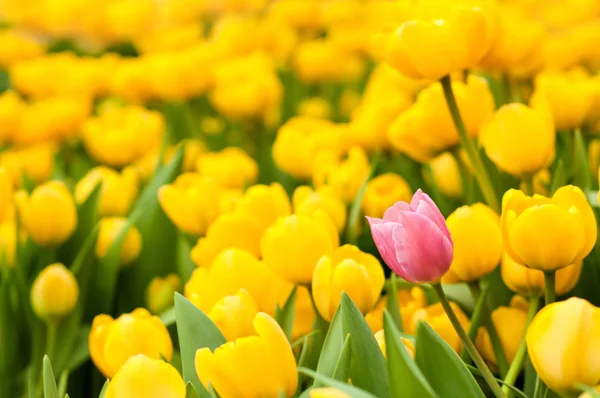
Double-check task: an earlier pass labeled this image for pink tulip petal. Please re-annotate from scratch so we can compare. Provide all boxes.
[368,220,411,281]
[414,199,452,243]
[383,201,413,222]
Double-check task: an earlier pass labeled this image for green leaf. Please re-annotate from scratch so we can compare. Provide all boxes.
[415,322,485,398]
[298,367,378,398]
[160,306,176,327]
[186,382,200,398]
[174,293,226,397]
[64,326,91,372]
[386,275,404,332]
[331,335,352,382]
[314,307,344,386]
[43,356,59,398]
[177,232,197,282]
[550,160,566,195]
[576,384,600,398]
[340,293,389,397]
[98,380,109,398]
[275,286,297,341]
[383,311,437,398]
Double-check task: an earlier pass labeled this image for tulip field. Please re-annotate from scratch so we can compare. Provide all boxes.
[2,0,600,397]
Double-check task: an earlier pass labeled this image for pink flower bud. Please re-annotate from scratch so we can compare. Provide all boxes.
[367,189,453,283]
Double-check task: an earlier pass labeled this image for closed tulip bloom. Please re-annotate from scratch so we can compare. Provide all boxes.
[75,166,139,217]
[0,142,56,186]
[384,4,493,80]
[235,183,292,233]
[89,308,173,378]
[501,254,582,297]
[196,147,258,189]
[195,312,298,398]
[146,274,180,315]
[293,185,347,233]
[312,146,370,203]
[312,245,384,321]
[105,355,185,398]
[185,248,293,316]
[427,152,463,198]
[31,263,79,322]
[480,103,555,178]
[16,180,77,247]
[409,301,470,353]
[207,289,260,341]
[0,221,16,268]
[476,296,528,367]
[501,186,596,271]
[527,298,600,395]
[0,91,25,142]
[362,172,412,219]
[0,168,13,222]
[293,39,365,83]
[158,173,223,236]
[96,217,142,267]
[297,97,331,119]
[443,203,502,283]
[367,189,453,283]
[388,76,495,162]
[261,213,339,284]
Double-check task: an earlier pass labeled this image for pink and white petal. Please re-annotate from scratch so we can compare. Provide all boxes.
[368,221,411,281]
[414,199,452,243]
[383,201,413,222]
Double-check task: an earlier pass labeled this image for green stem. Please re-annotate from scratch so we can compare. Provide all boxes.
[432,284,506,398]
[502,296,540,396]
[533,376,546,398]
[523,176,534,196]
[45,322,58,364]
[440,75,500,213]
[544,272,556,305]
[58,370,69,397]
[461,282,489,362]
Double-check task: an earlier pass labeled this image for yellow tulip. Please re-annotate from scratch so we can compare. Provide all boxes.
[312,146,370,203]
[0,168,14,223]
[589,139,600,180]
[409,301,470,353]
[207,289,260,341]
[195,312,298,398]
[297,97,331,120]
[476,296,528,367]
[158,173,224,236]
[384,4,493,80]
[0,142,56,186]
[311,387,350,398]
[261,213,339,284]
[0,221,16,268]
[362,172,412,219]
[366,287,428,333]
[31,263,79,322]
[146,274,180,315]
[527,297,600,395]
[501,253,582,297]
[293,39,365,84]
[185,248,292,316]
[501,186,596,271]
[95,217,142,266]
[196,147,258,189]
[0,90,25,142]
[89,308,173,378]
[235,183,292,233]
[292,185,347,234]
[190,213,263,267]
[312,245,384,321]
[75,166,139,217]
[0,29,45,68]
[443,203,502,283]
[16,180,77,247]
[427,152,463,199]
[388,75,495,163]
[105,354,185,398]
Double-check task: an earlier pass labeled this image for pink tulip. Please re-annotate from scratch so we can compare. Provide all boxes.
[367,189,453,283]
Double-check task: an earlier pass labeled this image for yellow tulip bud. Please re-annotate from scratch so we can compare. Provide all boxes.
[185,248,293,316]
[476,296,528,367]
[0,221,16,268]
[207,289,260,341]
[443,203,502,283]
[527,297,600,395]
[75,166,139,217]
[261,213,339,284]
[105,354,185,398]
[292,185,347,233]
[312,146,370,203]
[272,116,341,180]
[501,253,582,297]
[409,301,470,353]
[384,4,493,80]
[235,183,292,233]
[158,173,223,237]
[312,245,384,321]
[146,274,180,315]
[311,387,350,398]
[0,29,45,69]
[501,186,596,271]
[292,286,316,341]
[366,287,428,333]
[297,97,331,120]
[95,217,142,267]
[0,142,56,186]
[362,172,412,219]
[16,180,77,247]
[374,329,415,359]
[0,90,25,142]
[195,312,298,398]
[427,152,463,198]
[89,308,173,378]
[190,212,263,267]
[195,147,258,189]
[480,103,555,178]
[389,76,495,163]
[0,168,14,223]
[293,39,365,84]
[589,139,600,180]
[31,263,79,322]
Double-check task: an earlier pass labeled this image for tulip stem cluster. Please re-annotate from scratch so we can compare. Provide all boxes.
[501,296,540,397]
[432,283,506,398]
[440,75,500,213]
